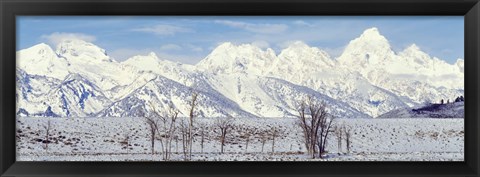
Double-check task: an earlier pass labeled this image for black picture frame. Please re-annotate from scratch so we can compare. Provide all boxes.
[1,0,479,176]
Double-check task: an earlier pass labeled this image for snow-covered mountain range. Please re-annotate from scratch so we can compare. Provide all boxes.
[16,27,464,118]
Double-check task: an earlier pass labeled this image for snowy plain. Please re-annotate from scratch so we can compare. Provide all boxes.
[16,117,464,161]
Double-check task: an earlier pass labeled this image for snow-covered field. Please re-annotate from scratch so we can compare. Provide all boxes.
[16,117,463,161]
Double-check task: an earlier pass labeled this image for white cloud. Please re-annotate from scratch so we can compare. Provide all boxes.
[40,32,96,46]
[132,24,193,36]
[293,20,314,27]
[214,20,288,34]
[185,44,203,52]
[159,44,182,51]
[159,43,203,52]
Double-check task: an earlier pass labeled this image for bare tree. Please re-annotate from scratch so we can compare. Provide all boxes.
[174,135,179,153]
[120,131,131,153]
[43,120,52,151]
[177,91,199,161]
[343,125,352,154]
[241,127,255,153]
[334,124,344,154]
[270,126,283,153]
[260,132,268,153]
[144,116,158,155]
[179,118,189,160]
[187,91,198,159]
[245,133,251,153]
[196,121,208,153]
[296,100,312,156]
[317,113,335,158]
[150,103,179,160]
[296,96,335,159]
[215,117,234,154]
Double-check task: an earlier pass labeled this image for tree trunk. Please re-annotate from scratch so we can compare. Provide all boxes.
[151,133,155,154]
[221,138,225,153]
[245,137,249,153]
[201,132,205,153]
[261,140,265,153]
[271,135,275,153]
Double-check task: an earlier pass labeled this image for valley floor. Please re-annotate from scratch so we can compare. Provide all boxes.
[16,117,464,161]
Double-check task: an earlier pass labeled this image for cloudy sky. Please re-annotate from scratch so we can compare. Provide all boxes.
[17,16,463,65]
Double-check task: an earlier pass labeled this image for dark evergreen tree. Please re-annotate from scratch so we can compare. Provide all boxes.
[455,97,460,102]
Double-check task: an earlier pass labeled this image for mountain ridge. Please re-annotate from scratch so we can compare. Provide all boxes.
[16,27,464,118]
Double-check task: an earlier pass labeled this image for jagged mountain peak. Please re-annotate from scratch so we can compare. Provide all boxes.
[281,41,328,56]
[210,42,269,54]
[122,51,190,75]
[56,39,98,53]
[196,42,276,74]
[147,51,158,58]
[337,27,394,67]
[347,27,391,51]
[350,27,391,48]
[56,39,113,62]
[276,41,334,69]
[358,27,385,40]
[456,58,464,63]
[16,42,71,80]
[405,43,420,51]
[455,58,464,73]
[286,41,310,49]
[281,41,329,56]
[123,52,160,63]
[215,42,235,49]
[56,39,100,50]
[29,43,55,53]
[33,42,51,48]
[398,43,433,66]
[401,44,427,56]
[18,43,57,58]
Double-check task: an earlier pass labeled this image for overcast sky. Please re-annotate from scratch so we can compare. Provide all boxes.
[17,16,463,65]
